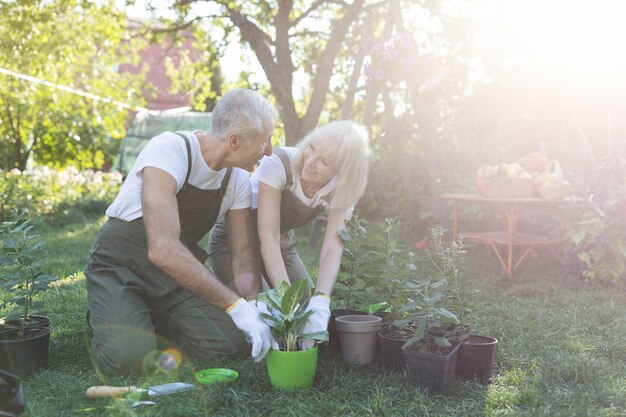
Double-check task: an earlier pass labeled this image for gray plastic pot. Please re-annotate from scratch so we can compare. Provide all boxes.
[335,315,382,365]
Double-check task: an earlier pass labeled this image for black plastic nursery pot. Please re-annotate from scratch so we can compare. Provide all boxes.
[0,369,25,417]
[403,342,461,393]
[0,327,52,377]
[377,328,409,371]
[455,335,498,383]
[327,309,367,353]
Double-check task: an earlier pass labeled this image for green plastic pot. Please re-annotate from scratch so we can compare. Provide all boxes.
[266,346,318,390]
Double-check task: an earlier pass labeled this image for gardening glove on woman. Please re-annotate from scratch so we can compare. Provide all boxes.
[298,294,331,350]
[226,298,274,362]
[249,300,279,350]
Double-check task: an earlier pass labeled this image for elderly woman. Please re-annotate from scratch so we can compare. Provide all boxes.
[209,120,369,348]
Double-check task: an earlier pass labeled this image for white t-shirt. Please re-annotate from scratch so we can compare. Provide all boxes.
[250,147,336,210]
[106,131,252,221]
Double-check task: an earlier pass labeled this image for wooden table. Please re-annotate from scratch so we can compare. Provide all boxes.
[440,194,583,278]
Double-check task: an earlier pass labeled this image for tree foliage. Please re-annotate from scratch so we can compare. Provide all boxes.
[0,0,146,170]
[159,0,372,145]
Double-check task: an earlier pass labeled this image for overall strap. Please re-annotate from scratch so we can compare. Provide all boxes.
[273,148,293,189]
[173,132,192,189]
[220,168,232,197]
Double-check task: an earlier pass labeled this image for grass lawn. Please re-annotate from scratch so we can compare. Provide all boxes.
[6,215,626,416]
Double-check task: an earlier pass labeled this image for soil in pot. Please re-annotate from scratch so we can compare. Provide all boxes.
[2,315,51,330]
[327,309,367,353]
[378,327,410,371]
[335,315,382,365]
[456,335,498,383]
[266,346,318,390]
[403,342,461,393]
[0,327,52,377]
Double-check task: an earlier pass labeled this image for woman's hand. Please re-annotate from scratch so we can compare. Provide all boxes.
[298,294,331,349]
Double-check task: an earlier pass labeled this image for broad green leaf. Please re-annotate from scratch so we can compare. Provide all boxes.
[300,330,329,342]
[434,336,451,347]
[281,279,307,316]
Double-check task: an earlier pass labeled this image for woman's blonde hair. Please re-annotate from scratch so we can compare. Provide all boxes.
[293,120,369,212]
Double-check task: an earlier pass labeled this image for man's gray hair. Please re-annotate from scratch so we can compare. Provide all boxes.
[211,89,278,142]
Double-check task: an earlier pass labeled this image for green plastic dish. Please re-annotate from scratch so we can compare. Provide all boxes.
[195,368,239,384]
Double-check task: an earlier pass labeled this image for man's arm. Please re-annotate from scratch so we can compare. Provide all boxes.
[226,207,260,300]
[141,167,240,310]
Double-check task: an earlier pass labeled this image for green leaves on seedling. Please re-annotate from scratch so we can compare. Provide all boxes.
[0,213,59,335]
[257,280,328,352]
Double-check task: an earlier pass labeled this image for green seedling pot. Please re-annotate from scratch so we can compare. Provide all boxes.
[266,346,318,390]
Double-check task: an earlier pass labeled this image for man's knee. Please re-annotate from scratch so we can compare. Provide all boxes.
[90,328,157,376]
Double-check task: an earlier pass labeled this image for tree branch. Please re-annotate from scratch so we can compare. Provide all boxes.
[276,0,295,83]
[227,6,301,138]
[302,0,365,132]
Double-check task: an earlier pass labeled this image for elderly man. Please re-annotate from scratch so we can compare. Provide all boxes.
[85,89,277,375]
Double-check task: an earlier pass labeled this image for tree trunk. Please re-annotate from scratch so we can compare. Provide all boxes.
[227,1,364,145]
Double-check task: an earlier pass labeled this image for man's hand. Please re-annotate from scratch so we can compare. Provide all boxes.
[226,298,274,361]
[298,294,331,350]
[249,300,279,350]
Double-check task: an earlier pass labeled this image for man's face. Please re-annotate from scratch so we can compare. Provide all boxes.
[238,126,274,172]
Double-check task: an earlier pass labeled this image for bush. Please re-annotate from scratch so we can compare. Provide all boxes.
[567,186,626,290]
[0,166,122,221]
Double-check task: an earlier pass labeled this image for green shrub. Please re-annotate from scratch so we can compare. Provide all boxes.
[0,166,121,221]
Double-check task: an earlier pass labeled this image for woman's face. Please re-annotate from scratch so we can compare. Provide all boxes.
[301,143,337,184]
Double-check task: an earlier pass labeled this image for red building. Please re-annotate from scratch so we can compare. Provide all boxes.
[120,19,197,111]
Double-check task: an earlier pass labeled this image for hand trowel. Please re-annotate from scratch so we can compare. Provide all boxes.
[86,382,197,398]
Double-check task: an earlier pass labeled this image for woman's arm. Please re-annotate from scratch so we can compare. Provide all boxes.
[226,207,259,300]
[257,182,290,288]
[315,208,351,296]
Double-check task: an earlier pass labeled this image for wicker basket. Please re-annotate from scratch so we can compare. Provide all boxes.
[538,183,571,199]
[481,178,536,198]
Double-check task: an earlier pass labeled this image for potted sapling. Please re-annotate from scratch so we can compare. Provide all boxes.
[425,227,498,384]
[373,218,423,371]
[330,216,380,353]
[400,228,465,392]
[0,214,58,376]
[257,280,328,390]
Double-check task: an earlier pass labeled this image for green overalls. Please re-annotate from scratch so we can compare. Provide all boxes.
[85,132,248,375]
[209,148,331,289]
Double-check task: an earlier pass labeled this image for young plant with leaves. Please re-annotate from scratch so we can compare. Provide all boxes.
[374,218,415,325]
[403,226,468,353]
[567,189,626,290]
[257,281,329,352]
[0,213,58,336]
[336,216,381,311]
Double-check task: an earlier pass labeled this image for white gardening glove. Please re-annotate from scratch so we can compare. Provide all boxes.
[249,300,279,350]
[226,298,273,362]
[298,294,331,350]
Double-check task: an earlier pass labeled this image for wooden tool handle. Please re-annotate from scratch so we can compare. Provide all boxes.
[86,386,138,398]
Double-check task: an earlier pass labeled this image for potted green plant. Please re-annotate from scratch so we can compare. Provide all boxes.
[329,216,380,352]
[0,214,58,376]
[400,275,461,393]
[373,218,422,371]
[397,227,465,392]
[425,226,498,384]
[257,280,328,390]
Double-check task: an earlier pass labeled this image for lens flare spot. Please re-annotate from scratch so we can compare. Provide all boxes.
[159,348,182,370]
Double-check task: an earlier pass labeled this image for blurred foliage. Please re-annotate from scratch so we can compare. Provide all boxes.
[0,0,146,171]
[567,184,626,290]
[0,166,122,222]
